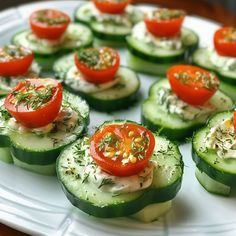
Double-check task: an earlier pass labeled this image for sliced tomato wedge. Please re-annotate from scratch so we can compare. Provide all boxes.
[90,123,155,177]
[214,27,236,57]
[144,8,185,37]
[74,47,120,84]
[29,9,70,40]
[0,45,33,77]
[168,65,220,106]
[4,78,63,128]
[92,0,131,14]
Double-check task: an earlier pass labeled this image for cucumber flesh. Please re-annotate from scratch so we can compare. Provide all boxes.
[57,121,183,218]
[0,147,12,164]
[12,154,56,176]
[220,81,236,102]
[131,201,172,222]
[127,25,198,64]
[192,111,236,186]
[12,24,93,55]
[193,48,236,85]
[195,168,230,196]
[142,79,233,140]
[126,50,183,76]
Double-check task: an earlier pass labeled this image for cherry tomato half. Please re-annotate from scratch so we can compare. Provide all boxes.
[214,27,236,57]
[74,47,120,84]
[4,78,63,128]
[0,45,33,77]
[144,8,185,37]
[29,9,70,40]
[168,65,220,106]
[93,0,131,14]
[90,123,155,177]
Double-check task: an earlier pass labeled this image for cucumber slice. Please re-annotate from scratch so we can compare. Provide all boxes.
[0,147,12,164]
[57,120,183,218]
[0,91,89,175]
[193,48,236,85]
[131,201,172,222]
[126,50,183,76]
[12,23,93,72]
[53,56,141,111]
[220,81,236,102]
[127,25,198,64]
[195,168,231,196]
[74,2,143,46]
[141,79,233,141]
[192,111,236,186]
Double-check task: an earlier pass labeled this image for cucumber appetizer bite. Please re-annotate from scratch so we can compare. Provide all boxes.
[192,110,236,196]
[53,47,140,111]
[0,45,40,96]
[0,78,89,175]
[74,0,143,47]
[127,8,199,75]
[142,65,233,140]
[193,27,236,101]
[57,120,183,222]
[12,9,93,72]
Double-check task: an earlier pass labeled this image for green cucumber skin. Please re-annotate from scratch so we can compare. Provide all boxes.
[63,84,140,112]
[59,177,182,218]
[192,48,236,85]
[11,144,62,166]
[57,120,183,218]
[126,28,199,64]
[192,146,236,187]
[0,134,10,147]
[141,113,202,141]
[192,111,236,187]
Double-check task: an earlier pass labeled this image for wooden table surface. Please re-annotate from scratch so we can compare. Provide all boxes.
[0,0,235,235]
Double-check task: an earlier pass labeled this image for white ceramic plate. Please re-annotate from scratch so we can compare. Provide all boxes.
[0,1,236,236]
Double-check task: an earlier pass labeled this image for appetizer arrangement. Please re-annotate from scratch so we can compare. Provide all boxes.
[12,9,93,72]
[126,8,199,75]
[192,110,236,196]
[142,65,233,140]
[53,47,140,111]
[74,0,143,47]
[0,45,40,96]
[0,78,89,175]
[57,121,183,222]
[193,27,236,101]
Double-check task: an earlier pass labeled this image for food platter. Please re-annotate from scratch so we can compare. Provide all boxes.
[0,1,236,235]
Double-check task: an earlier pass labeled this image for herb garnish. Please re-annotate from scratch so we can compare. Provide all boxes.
[98,178,115,189]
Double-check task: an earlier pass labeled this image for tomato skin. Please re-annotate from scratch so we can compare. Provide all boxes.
[144,14,184,37]
[92,0,131,14]
[74,48,120,84]
[4,79,63,128]
[168,65,219,106]
[90,123,155,177]
[214,27,236,57]
[0,47,33,77]
[29,9,70,40]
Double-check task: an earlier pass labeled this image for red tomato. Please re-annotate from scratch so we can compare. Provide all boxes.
[214,27,236,57]
[93,0,131,14]
[168,65,220,106]
[29,9,70,40]
[4,78,63,128]
[0,45,33,77]
[74,47,120,84]
[144,8,185,37]
[90,123,155,177]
